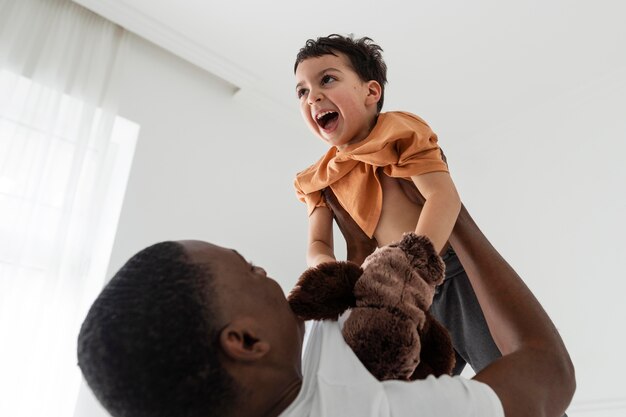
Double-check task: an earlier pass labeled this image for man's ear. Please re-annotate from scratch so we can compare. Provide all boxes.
[365,80,382,106]
[219,318,270,362]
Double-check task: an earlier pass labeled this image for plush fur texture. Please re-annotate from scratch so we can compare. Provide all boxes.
[288,233,455,381]
[288,261,363,320]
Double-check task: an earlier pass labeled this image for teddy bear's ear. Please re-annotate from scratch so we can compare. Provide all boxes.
[288,261,362,321]
[396,233,445,286]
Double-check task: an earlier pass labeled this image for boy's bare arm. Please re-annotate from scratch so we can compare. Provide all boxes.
[411,171,461,253]
[307,206,336,267]
[450,205,575,417]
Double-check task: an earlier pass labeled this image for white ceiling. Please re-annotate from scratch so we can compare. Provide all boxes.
[74,0,626,139]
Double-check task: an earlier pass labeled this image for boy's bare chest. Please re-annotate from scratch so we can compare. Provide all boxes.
[374,174,423,246]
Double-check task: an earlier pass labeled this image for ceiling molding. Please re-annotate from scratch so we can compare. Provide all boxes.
[72,0,257,91]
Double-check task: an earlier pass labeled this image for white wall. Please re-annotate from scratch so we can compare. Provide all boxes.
[437,69,626,415]
[73,31,324,417]
[74,30,626,417]
[106,37,330,284]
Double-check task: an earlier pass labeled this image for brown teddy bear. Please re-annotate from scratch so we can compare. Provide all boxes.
[288,232,456,381]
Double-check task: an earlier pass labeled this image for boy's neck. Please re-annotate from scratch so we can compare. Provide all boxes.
[336,112,380,151]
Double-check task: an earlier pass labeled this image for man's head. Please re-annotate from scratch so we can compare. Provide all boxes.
[294,34,387,149]
[77,240,304,417]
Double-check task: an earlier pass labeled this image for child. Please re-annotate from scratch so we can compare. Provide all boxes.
[293,34,501,375]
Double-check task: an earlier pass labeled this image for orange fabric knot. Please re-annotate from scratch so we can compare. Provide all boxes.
[294,111,448,238]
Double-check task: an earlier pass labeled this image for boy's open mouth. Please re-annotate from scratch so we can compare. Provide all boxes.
[315,111,339,130]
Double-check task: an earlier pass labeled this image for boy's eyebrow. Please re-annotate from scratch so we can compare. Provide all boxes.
[295,67,342,90]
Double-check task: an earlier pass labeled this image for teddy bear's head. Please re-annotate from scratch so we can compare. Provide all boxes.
[288,233,456,381]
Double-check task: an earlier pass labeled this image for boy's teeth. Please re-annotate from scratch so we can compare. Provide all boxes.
[315,111,339,129]
[316,111,333,120]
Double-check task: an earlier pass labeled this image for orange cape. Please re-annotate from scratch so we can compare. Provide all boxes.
[294,111,448,238]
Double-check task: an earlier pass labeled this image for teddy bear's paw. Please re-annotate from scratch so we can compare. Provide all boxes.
[395,233,445,286]
[287,261,362,321]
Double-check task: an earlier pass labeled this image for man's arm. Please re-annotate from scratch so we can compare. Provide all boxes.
[322,188,377,266]
[450,205,575,417]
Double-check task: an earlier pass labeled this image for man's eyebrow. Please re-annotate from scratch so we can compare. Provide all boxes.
[295,67,342,90]
[230,249,247,263]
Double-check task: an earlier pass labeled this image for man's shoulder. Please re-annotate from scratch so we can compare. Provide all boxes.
[383,375,505,417]
[293,322,504,417]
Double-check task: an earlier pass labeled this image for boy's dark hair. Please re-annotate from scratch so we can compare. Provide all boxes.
[77,241,237,417]
[294,34,388,112]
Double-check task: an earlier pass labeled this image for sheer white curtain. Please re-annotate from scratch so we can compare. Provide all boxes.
[0,1,136,416]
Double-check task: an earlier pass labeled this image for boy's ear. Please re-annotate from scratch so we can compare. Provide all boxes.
[365,80,382,106]
[219,318,270,362]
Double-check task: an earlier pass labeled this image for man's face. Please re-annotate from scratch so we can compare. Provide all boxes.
[295,53,379,149]
[181,241,304,367]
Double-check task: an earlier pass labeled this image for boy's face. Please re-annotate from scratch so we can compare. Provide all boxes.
[295,53,381,149]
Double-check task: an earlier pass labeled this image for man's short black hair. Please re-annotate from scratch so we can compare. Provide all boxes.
[294,34,388,113]
[77,241,237,417]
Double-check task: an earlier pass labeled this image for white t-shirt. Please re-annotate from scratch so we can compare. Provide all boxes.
[279,319,504,417]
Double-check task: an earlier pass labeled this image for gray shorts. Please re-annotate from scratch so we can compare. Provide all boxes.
[431,248,568,417]
[430,246,501,375]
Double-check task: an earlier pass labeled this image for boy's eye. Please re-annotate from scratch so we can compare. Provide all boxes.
[296,88,308,99]
[321,74,335,85]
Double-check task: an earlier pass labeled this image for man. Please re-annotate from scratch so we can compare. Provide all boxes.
[77,204,575,417]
